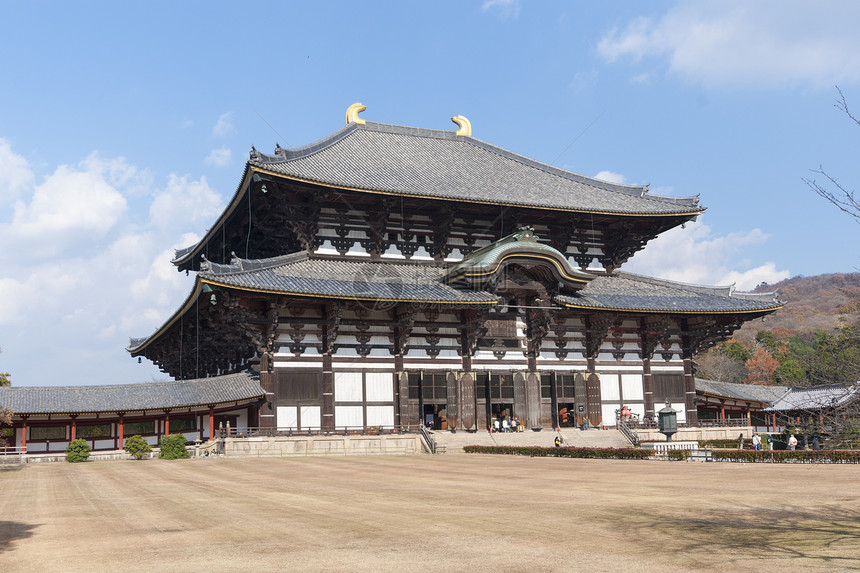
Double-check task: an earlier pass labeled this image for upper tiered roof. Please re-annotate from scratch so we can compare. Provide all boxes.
[247,118,702,215]
[173,104,705,268]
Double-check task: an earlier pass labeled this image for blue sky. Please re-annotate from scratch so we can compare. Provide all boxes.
[1,1,858,387]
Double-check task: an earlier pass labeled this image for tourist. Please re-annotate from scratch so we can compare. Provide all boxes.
[766,434,774,450]
[554,435,561,448]
[752,434,761,451]
[813,436,820,450]
[737,432,744,450]
[788,434,798,450]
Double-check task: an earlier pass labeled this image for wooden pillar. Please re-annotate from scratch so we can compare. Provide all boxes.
[209,407,215,440]
[720,402,726,424]
[642,358,654,420]
[20,416,28,453]
[164,411,171,435]
[70,415,78,441]
[417,371,425,428]
[549,372,559,429]
[394,355,404,428]
[258,370,276,430]
[747,407,751,427]
[772,412,776,432]
[118,414,125,449]
[513,372,528,426]
[322,353,334,431]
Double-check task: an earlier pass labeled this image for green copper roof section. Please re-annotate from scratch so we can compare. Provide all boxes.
[444,226,595,288]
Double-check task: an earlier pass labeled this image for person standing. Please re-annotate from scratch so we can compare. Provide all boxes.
[766,434,774,450]
[788,434,798,450]
[737,433,744,450]
[752,434,762,451]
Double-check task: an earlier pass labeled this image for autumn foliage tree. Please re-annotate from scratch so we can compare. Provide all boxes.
[745,347,779,385]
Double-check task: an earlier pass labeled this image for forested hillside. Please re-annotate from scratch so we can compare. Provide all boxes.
[695,273,860,386]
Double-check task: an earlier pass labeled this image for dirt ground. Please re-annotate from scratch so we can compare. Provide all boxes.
[1,455,859,573]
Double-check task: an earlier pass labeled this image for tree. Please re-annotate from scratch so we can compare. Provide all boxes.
[745,348,779,385]
[695,352,748,383]
[124,435,152,460]
[66,439,92,463]
[0,346,12,432]
[159,434,190,459]
[803,87,860,224]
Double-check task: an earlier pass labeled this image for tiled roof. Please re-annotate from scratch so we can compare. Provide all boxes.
[249,121,702,216]
[0,372,264,415]
[556,272,783,314]
[200,252,500,304]
[767,384,860,412]
[695,379,860,411]
[696,379,789,404]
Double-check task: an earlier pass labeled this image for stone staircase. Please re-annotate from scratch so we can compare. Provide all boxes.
[431,427,631,453]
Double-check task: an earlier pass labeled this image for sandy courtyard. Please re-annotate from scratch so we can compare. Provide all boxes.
[1,455,859,572]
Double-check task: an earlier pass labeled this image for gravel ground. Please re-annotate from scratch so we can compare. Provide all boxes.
[1,455,859,572]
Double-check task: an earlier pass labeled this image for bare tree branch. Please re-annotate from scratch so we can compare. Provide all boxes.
[804,86,860,224]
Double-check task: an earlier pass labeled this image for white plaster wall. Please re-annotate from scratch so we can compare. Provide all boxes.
[600,374,620,401]
[336,405,364,427]
[277,406,298,429]
[366,406,395,427]
[365,372,393,401]
[301,406,321,428]
[621,374,644,401]
[335,372,363,401]
[601,404,618,426]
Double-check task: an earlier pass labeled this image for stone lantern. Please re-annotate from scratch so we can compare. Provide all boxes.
[657,400,678,442]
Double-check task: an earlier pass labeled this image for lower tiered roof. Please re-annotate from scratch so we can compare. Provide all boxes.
[0,373,264,415]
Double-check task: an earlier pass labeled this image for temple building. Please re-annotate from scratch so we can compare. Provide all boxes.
[128,103,781,433]
[1,104,784,454]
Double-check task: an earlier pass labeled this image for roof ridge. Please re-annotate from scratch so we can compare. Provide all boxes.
[616,271,780,301]
[1,371,259,391]
[201,251,309,275]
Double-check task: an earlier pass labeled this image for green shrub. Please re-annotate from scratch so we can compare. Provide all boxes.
[711,449,860,463]
[667,449,690,461]
[159,433,190,459]
[65,438,92,463]
[463,445,651,460]
[124,434,152,460]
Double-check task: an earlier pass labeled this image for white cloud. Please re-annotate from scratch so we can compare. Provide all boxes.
[597,1,860,89]
[205,147,232,167]
[0,140,223,387]
[212,112,234,137]
[149,174,223,230]
[0,138,33,205]
[593,170,626,184]
[3,153,130,258]
[623,220,790,290]
[482,0,520,19]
